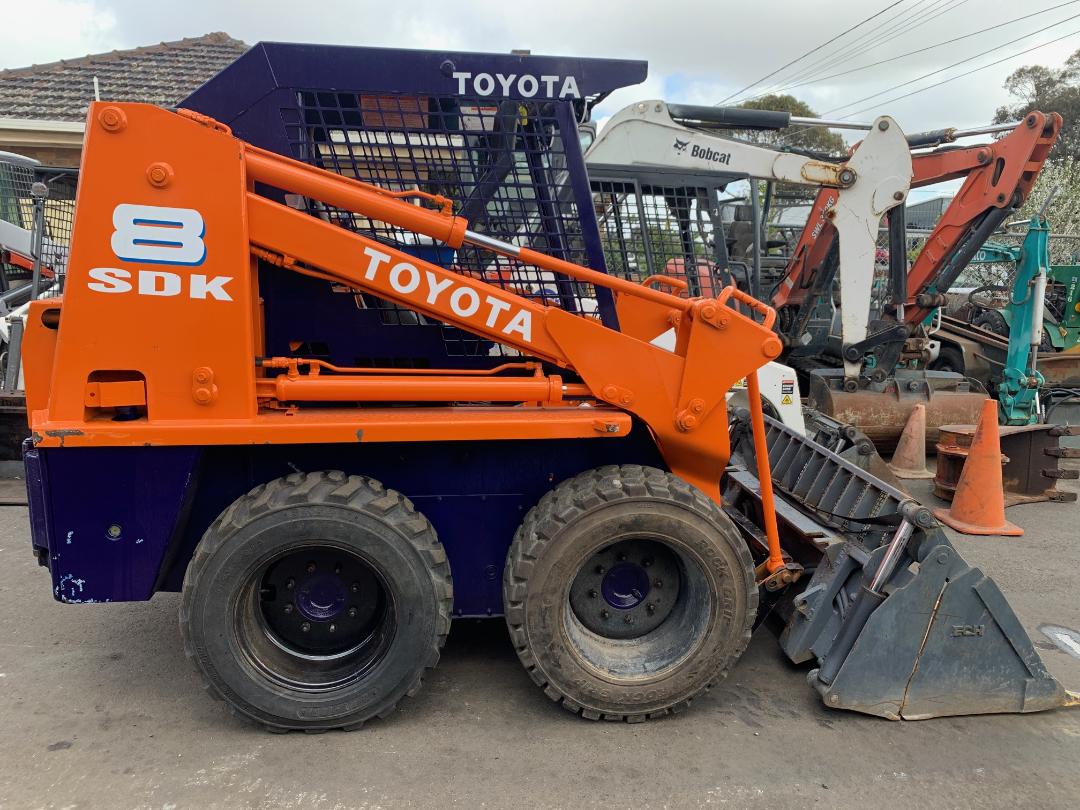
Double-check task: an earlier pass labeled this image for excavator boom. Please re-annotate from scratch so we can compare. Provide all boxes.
[587,100,912,381]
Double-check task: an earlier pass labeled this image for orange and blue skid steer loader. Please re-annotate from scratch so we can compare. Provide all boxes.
[21,45,1079,730]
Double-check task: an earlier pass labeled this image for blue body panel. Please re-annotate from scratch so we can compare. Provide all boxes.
[26,444,199,603]
[27,431,665,615]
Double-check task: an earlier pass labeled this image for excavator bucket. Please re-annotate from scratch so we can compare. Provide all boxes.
[725,411,1078,720]
[806,368,987,452]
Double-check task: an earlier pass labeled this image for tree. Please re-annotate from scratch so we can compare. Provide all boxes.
[1012,155,1080,264]
[994,49,1080,161]
[725,95,847,209]
[733,94,847,156]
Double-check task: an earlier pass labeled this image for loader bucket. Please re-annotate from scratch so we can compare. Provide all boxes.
[724,410,1079,720]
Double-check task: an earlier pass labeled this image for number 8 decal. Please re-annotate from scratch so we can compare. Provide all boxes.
[111,204,206,266]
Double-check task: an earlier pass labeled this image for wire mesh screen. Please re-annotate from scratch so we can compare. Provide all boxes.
[0,159,77,299]
[589,175,740,298]
[277,91,601,357]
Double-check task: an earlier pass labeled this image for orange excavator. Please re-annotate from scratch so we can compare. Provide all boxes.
[21,101,1077,730]
[771,113,1062,445]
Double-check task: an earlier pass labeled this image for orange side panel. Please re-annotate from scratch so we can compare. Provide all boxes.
[45,103,258,426]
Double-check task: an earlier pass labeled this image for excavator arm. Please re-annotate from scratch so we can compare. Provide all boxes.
[904,112,1061,324]
[587,101,912,381]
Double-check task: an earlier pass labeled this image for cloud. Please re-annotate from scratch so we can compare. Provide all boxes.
[3,0,1078,136]
[0,1,120,69]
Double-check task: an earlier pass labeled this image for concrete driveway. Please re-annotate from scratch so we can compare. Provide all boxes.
[1,476,1079,809]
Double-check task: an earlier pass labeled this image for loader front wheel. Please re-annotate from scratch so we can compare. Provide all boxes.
[180,471,452,732]
[503,465,756,721]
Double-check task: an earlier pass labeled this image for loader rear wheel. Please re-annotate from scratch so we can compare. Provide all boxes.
[503,465,756,722]
[180,471,452,732]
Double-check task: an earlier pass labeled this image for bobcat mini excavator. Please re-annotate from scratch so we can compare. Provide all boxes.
[21,90,1078,727]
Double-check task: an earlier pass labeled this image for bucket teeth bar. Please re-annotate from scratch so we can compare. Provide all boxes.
[727,412,1077,720]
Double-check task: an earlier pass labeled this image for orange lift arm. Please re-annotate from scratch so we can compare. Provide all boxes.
[772,112,1062,321]
[27,103,785,570]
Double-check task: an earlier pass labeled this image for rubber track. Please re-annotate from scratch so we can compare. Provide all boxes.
[503,464,757,722]
[179,470,453,732]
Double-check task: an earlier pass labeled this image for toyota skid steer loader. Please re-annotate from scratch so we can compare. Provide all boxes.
[22,45,1077,730]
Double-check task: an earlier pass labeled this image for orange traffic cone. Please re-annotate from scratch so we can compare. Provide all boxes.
[933,399,1022,536]
[889,403,934,479]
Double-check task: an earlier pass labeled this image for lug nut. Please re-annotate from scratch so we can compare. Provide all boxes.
[306,562,317,574]
[646,603,655,614]
[300,622,311,633]
[588,589,598,599]
[600,609,610,619]
[286,578,295,590]
[351,582,361,593]
[595,565,605,575]
[617,552,627,562]
[642,558,653,568]
[284,604,294,615]
[348,606,358,618]
[328,624,337,633]
[654,579,663,589]
[334,563,342,574]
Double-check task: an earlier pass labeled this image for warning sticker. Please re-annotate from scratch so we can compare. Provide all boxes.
[733,377,747,389]
[781,394,793,405]
[781,380,796,395]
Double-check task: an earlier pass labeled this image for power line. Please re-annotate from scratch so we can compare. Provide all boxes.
[796,0,966,86]
[772,23,1080,147]
[755,0,974,102]
[715,1,906,105]
[822,9,1080,115]
[838,26,1080,119]
[756,1,1080,97]
[754,0,945,99]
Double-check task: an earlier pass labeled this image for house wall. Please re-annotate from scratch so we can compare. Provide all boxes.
[0,120,84,167]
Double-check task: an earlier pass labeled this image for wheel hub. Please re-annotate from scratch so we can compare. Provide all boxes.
[259,547,382,655]
[569,539,681,639]
[600,563,651,609]
[295,573,348,622]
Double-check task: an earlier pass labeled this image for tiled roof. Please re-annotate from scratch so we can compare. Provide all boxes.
[0,32,248,122]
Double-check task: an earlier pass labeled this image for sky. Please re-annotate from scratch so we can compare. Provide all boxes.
[3,0,1078,200]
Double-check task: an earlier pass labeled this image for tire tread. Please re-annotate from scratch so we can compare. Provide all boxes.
[503,464,756,722]
[179,470,452,732]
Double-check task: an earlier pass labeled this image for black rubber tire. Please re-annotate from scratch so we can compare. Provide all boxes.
[972,309,1055,351]
[503,465,757,722]
[973,309,1009,338]
[929,345,966,374]
[179,471,452,732]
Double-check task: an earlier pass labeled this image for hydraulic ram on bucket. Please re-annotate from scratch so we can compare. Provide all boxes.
[725,411,1080,720]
